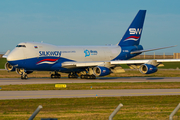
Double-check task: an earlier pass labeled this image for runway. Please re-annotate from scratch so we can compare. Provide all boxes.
[0,77,180,85]
[0,77,180,100]
[0,89,180,100]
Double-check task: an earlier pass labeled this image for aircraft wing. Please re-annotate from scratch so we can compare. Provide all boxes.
[61,59,180,68]
[131,45,176,54]
[2,50,10,58]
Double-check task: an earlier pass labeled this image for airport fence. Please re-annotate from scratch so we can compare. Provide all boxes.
[29,103,180,120]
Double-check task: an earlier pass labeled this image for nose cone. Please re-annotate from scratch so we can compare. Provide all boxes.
[7,54,12,61]
[7,49,25,62]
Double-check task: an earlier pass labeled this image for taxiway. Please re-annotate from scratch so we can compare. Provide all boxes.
[0,77,180,85]
[0,89,180,100]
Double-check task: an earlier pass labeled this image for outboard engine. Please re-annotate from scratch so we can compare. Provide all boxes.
[93,66,111,76]
[139,64,158,74]
[5,62,15,71]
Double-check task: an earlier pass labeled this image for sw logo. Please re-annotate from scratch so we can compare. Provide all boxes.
[129,28,142,35]
[84,49,98,57]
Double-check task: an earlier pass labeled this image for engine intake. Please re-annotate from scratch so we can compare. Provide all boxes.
[139,64,158,74]
[93,66,111,76]
[5,62,15,71]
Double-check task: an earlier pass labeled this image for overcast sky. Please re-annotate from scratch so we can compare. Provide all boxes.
[0,0,180,54]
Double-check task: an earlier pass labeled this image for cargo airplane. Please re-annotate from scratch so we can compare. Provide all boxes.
[3,10,180,79]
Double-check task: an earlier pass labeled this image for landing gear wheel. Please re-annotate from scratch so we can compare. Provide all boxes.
[51,74,55,78]
[80,75,96,79]
[68,73,78,78]
[21,74,28,80]
[51,73,61,79]
[57,74,61,78]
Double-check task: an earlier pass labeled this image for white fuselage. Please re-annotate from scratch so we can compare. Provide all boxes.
[7,42,121,62]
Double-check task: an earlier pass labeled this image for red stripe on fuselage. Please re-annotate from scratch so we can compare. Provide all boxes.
[36,58,60,64]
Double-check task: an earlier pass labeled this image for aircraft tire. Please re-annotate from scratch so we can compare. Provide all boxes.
[57,74,61,78]
[51,74,55,79]
[68,73,78,78]
[91,75,96,79]
[25,75,28,79]
[21,75,28,80]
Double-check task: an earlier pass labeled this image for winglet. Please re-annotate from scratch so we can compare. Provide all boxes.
[2,50,10,58]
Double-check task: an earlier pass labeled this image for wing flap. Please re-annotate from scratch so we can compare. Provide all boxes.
[61,61,105,68]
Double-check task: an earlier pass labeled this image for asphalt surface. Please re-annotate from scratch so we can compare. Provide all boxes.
[1,77,180,100]
[0,89,180,100]
[0,77,180,85]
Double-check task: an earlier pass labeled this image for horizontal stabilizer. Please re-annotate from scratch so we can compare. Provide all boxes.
[131,45,176,54]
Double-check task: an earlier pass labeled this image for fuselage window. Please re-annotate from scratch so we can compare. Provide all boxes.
[16,45,26,47]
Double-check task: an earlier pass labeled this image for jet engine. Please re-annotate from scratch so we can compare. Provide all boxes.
[5,62,15,71]
[93,66,111,76]
[139,64,158,74]
[16,68,33,75]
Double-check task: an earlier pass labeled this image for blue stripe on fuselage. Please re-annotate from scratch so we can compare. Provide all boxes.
[8,56,74,71]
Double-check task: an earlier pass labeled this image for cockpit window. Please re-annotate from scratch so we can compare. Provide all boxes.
[16,45,26,47]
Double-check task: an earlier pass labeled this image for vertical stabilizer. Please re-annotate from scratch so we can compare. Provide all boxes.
[118,10,146,46]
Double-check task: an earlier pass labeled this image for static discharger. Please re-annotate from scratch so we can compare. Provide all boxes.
[55,84,67,88]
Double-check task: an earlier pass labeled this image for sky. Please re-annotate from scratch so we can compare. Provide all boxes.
[0,0,180,54]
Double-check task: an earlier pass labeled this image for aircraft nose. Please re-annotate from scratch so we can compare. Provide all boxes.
[6,51,16,61]
[7,53,13,61]
[7,49,25,62]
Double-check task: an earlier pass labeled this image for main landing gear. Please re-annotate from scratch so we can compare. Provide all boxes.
[68,72,78,78]
[51,71,61,79]
[80,75,96,79]
[21,74,28,79]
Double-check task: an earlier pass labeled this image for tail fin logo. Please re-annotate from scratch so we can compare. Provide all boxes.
[129,28,142,35]
[124,36,140,41]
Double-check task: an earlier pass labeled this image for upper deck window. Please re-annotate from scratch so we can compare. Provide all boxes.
[16,45,26,47]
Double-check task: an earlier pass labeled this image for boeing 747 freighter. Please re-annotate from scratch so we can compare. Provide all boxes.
[3,10,180,79]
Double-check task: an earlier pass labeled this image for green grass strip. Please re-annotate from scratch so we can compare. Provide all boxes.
[1,82,180,91]
[0,96,180,119]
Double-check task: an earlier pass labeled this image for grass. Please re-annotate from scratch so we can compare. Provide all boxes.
[1,82,180,91]
[0,96,180,120]
[0,58,6,69]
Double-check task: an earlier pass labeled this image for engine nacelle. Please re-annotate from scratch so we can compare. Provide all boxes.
[16,68,33,75]
[93,66,111,76]
[139,64,158,74]
[5,62,15,71]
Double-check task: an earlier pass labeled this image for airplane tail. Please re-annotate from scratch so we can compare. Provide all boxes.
[118,10,146,46]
